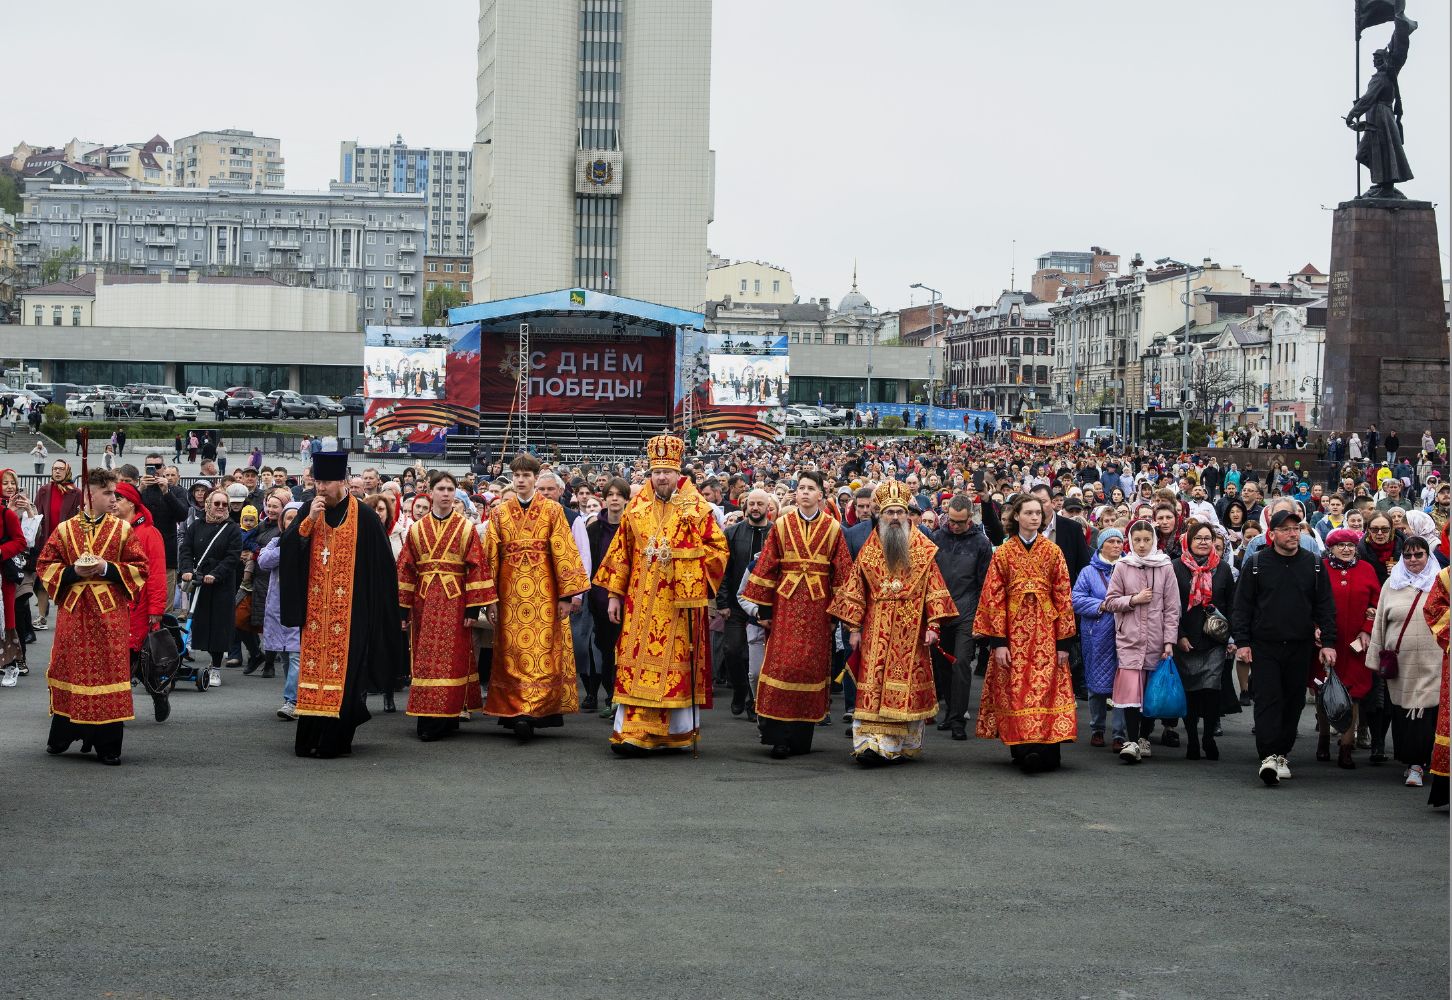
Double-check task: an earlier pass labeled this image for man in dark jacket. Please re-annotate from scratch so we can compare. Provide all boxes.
[139,452,189,603]
[930,496,991,739]
[1231,507,1338,786]
[718,490,772,717]
[842,487,878,558]
[585,477,629,716]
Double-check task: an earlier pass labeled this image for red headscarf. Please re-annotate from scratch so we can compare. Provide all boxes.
[114,481,149,526]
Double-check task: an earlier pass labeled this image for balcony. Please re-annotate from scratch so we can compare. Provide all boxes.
[296,260,315,271]
[174,257,190,269]
[15,233,39,247]
[82,208,117,220]
[397,262,416,274]
[271,239,300,251]
[398,305,415,318]
[399,241,418,254]
[330,215,365,227]
[397,219,423,232]
[399,285,416,296]
[252,258,270,270]
[144,234,177,247]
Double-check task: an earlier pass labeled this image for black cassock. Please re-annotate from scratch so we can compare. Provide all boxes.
[279,498,403,758]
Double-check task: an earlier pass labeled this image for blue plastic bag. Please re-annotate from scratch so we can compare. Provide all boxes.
[1142,656,1188,719]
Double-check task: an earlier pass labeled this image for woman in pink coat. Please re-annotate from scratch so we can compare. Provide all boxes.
[1105,519,1181,763]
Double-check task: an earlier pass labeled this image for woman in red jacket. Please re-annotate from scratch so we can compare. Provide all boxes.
[1320,527,1383,768]
[0,469,30,674]
[114,482,171,722]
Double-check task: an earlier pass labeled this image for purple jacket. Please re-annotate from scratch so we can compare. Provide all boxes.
[257,537,300,652]
[1105,558,1180,672]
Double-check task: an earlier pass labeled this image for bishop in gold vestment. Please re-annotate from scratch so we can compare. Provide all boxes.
[594,435,727,754]
[481,459,590,739]
[828,481,956,765]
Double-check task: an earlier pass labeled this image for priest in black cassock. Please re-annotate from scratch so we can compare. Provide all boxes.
[279,452,403,758]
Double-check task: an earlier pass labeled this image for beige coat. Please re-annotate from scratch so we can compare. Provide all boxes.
[1368,584,1442,710]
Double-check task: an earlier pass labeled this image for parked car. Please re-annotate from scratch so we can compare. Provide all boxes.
[219,388,268,419]
[339,395,366,415]
[300,394,345,417]
[787,405,825,428]
[139,394,198,421]
[266,389,315,419]
[65,393,109,418]
[188,387,227,413]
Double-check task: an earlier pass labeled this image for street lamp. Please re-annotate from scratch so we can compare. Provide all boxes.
[910,282,942,405]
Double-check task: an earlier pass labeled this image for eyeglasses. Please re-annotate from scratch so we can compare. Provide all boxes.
[208,502,228,509]
[1370,526,1391,533]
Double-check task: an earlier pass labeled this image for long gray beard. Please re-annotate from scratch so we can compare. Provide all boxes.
[881,520,911,576]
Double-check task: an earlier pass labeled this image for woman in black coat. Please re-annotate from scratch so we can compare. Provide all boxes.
[180,488,243,675]
[1171,521,1236,760]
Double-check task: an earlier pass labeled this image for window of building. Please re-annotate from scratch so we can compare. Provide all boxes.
[52,306,62,326]
[366,254,376,267]
[383,297,393,310]
[427,261,437,272]
[365,275,376,288]
[458,261,469,273]
[365,297,374,309]
[772,280,780,294]
[119,225,129,238]
[383,275,394,288]
[384,254,394,267]
[384,234,394,245]
[32,306,42,325]
[754,279,761,293]
[740,279,747,292]
[425,281,435,291]
[71,306,82,326]
[457,282,467,292]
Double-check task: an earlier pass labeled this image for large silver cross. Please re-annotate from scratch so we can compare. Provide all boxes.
[321,546,331,566]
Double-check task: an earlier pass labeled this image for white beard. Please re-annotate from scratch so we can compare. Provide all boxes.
[881,519,911,575]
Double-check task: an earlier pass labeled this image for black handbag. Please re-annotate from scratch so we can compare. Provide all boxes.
[1201,605,1231,644]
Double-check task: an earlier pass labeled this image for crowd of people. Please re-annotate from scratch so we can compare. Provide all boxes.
[4,427,1449,805]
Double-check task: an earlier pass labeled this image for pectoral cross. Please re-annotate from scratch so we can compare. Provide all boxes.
[321,546,331,567]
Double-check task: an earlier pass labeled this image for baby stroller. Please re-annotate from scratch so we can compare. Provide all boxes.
[142,613,205,692]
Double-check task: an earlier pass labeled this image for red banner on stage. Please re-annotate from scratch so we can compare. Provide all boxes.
[476,338,674,415]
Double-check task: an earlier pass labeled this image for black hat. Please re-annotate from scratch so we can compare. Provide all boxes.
[312,451,348,483]
[1063,497,1085,512]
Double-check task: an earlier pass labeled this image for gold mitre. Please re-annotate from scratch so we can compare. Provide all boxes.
[874,480,911,511]
[647,434,685,471]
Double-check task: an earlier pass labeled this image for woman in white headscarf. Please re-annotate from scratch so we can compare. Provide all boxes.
[1367,535,1443,787]
[1404,509,1446,568]
[1348,432,1364,461]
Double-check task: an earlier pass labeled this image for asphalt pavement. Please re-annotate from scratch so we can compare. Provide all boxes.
[1,628,1446,1000]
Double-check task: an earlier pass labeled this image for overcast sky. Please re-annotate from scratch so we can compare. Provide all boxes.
[7,0,1448,312]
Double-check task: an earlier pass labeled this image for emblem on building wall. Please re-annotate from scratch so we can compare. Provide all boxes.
[586,159,614,186]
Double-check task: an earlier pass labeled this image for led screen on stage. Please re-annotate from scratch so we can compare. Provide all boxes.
[363,346,447,399]
[707,354,788,407]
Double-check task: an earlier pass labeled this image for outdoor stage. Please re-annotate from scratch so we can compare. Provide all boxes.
[361,288,779,458]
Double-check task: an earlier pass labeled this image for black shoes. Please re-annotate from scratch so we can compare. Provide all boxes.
[818,715,831,727]
[513,719,534,742]
[1203,737,1219,760]
[581,694,598,712]
[98,753,121,766]
[383,692,397,713]
[1160,728,1181,748]
[950,727,967,741]
[45,742,68,756]
[730,699,745,717]
[745,704,757,724]
[152,691,171,723]
[769,745,791,759]
[260,665,276,679]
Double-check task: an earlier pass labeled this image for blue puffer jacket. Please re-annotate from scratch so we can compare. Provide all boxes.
[1071,554,1118,696]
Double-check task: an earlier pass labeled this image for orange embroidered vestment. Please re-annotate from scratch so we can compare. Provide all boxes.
[1424,568,1450,786]
[828,529,956,731]
[38,513,147,725]
[973,535,1078,746]
[481,495,589,720]
[741,508,854,723]
[295,497,360,718]
[398,510,497,718]
[594,478,728,748]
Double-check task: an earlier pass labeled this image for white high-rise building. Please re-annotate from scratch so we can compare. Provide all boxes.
[472,0,713,310]
[339,137,473,256]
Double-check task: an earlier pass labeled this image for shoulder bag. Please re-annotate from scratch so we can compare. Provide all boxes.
[1377,589,1423,681]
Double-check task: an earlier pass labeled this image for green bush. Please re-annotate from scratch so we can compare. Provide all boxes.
[42,420,325,442]
[43,404,68,426]
[881,415,905,430]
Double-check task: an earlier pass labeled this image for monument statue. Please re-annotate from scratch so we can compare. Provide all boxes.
[1345,5,1417,200]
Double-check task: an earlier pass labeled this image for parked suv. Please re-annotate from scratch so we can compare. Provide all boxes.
[267,389,315,418]
[140,394,198,421]
[220,388,268,419]
[299,394,345,417]
[65,393,108,418]
[188,387,227,413]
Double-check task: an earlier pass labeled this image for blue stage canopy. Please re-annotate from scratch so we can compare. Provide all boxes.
[448,288,705,332]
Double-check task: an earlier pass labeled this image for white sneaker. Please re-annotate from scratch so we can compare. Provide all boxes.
[1406,765,1425,787]
[276,702,297,720]
[1119,740,1142,764]
[0,665,17,688]
[208,668,223,688]
[1137,738,1152,759]
[1275,755,1292,780]
[1259,756,1280,786]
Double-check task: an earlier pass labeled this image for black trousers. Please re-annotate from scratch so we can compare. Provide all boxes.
[49,715,123,755]
[592,618,621,703]
[1251,640,1315,759]
[931,611,976,728]
[721,616,751,707]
